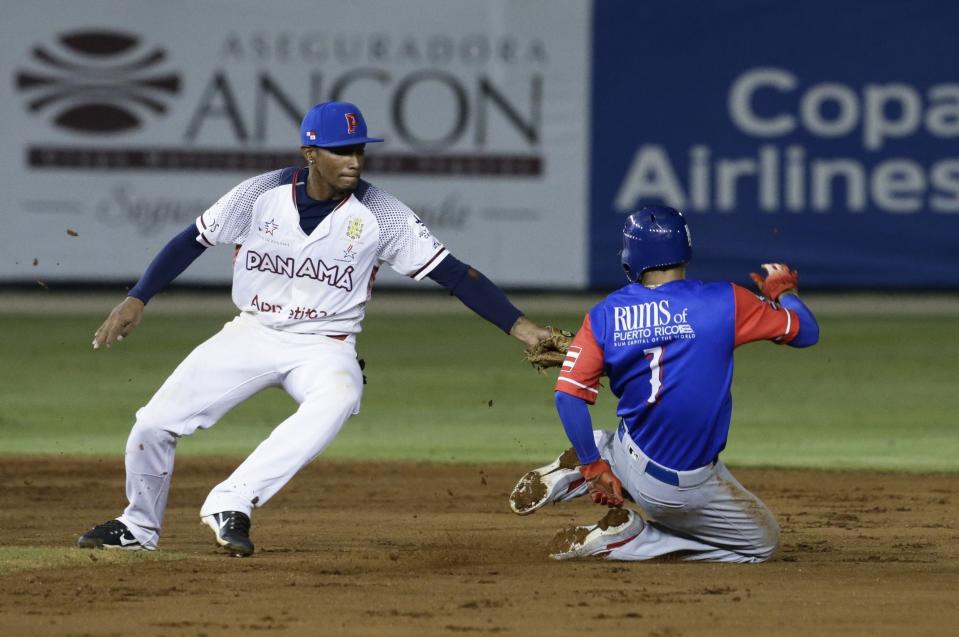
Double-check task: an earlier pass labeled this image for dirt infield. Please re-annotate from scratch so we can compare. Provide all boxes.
[1,457,957,636]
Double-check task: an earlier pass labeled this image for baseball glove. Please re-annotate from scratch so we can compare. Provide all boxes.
[526,326,574,371]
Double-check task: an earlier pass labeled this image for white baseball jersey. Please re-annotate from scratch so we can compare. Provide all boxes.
[194,168,449,335]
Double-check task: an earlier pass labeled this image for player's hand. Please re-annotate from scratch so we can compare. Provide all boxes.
[525,326,574,371]
[93,297,145,350]
[749,263,799,301]
[510,316,551,350]
[579,459,624,508]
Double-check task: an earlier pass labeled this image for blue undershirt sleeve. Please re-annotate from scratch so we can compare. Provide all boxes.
[128,223,208,304]
[555,391,600,465]
[427,254,523,334]
[780,294,820,348]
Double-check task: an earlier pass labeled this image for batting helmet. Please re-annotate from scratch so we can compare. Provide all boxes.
[621,205,692,283]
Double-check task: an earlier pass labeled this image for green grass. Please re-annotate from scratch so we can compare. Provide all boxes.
[1,311,957,471]
[730,316,959,471]
[0,546,184,575]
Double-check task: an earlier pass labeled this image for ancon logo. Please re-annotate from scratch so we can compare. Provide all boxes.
[15,30,181,134]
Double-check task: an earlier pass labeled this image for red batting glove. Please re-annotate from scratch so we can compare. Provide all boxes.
[579,459,624,508]
[749,263,799,301]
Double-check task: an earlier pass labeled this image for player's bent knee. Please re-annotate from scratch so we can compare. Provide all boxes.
[126,420,178,454]
[133,401,217,437]
[301,382,362,415]
[751,517,781,562]
[753,537,779,562]
[299,396,360,422]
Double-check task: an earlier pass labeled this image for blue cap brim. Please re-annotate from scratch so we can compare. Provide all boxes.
[306,137,384,148]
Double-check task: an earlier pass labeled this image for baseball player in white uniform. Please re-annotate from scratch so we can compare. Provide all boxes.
[78,101,551,556]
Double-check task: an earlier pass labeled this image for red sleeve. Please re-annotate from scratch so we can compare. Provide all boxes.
[732,284,800,347]
[554,314,604,404]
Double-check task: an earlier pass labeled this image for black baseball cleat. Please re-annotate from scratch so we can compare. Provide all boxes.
[202,511,255,557]
[77,519,151,551]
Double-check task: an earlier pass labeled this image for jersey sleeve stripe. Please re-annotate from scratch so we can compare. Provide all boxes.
[561,348,581,371]
[772,308,794,343]
[411,247,450,280]
[194,218,215,246]
[557,376,600,394]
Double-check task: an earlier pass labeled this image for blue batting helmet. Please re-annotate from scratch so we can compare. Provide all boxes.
[621,205,692,283]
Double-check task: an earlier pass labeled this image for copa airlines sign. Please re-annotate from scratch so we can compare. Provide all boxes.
[615,67,959,214]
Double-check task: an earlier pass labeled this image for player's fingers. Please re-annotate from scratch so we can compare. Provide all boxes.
[608,493,624,507]
[114,322,136,343]
[611,477,623,502]
[591,483,608,506]
[92,321,110,349]
[101,318,125,348]
[118,320,135,338]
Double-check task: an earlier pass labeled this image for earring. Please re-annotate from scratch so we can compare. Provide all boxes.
[309,159,315,164]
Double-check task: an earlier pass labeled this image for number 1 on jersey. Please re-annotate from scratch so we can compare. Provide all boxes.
[643,346,664,404]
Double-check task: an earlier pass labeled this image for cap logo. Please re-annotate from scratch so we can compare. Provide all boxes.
[306,130,316,141]
[344,113,358,135]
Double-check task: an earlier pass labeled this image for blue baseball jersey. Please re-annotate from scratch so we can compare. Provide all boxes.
[556,280,805,470]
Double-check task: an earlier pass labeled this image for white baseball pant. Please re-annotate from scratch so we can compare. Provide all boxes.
[117,313,363,548]
[564,426,779,563]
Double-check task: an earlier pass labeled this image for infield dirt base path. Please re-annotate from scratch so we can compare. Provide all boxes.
[1,457,957,636]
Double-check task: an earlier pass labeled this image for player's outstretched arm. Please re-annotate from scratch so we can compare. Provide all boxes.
[91,222,209,350]
[93,297,144,349]
[778,293,819,347]
[740,262,819,348]
[425,255,550,348]
[555,391,623,508]
[509,316,551,349]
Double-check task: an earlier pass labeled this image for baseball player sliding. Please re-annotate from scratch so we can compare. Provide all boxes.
[77,100,553,557]
[509,206,819,563]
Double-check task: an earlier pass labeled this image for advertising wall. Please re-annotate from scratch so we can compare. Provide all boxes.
[3,1,958,290]
[590,0,959,289]
[1,0,590,287]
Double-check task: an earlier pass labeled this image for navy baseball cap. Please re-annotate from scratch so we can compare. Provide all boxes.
[299,101,384,147]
